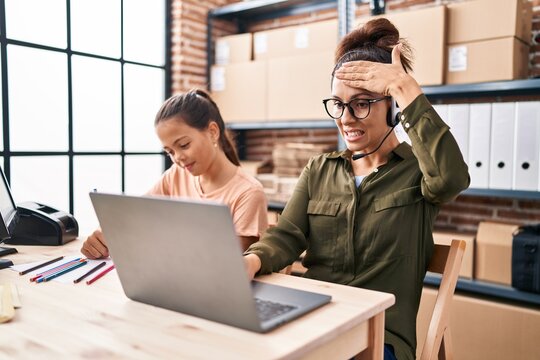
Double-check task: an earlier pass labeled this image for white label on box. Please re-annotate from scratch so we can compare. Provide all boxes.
[215,41,230,65]
[448,45,468,72]
[210,67,226,92]
[254,33,268,54]
[295,28,310,49]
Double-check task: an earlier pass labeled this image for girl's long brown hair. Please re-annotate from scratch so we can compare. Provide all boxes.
[154,89,240,166]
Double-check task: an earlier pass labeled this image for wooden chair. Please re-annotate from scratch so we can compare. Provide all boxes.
[420,239,466,360]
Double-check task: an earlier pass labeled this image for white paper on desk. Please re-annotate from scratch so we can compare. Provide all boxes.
[10,256,114,284]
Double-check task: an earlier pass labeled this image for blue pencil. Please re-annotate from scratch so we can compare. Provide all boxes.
[31,258,82,282]
[37,260,88,283]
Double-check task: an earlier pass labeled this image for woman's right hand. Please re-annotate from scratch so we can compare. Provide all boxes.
[243,254,262,280]
[81,229,109,259]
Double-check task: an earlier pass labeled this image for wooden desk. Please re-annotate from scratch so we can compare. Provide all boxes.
[0,240,394,359]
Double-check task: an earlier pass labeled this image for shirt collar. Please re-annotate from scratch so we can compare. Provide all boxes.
[325,142,414,161]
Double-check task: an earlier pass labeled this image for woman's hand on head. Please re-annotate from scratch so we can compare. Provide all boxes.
[81,229,110,259]
[334,44,422,109]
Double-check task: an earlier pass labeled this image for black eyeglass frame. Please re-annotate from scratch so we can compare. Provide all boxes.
[322,96,390,120]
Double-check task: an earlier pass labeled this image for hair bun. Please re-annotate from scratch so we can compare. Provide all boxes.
[334,17,413,73]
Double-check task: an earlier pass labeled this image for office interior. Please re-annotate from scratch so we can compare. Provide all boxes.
[0,0,539,359]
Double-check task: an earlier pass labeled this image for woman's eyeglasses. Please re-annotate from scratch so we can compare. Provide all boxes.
[322,97,389,120]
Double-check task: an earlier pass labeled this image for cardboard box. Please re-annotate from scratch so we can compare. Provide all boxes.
[432,231,475,279]
[214,33,252,65]
[267,210,279,227]
[447,0,532,44]
[267,52,334,121]
[256,173,278,192]
[211,61,266,122]
[417,288,540,360]
[357,5,447,86]
[475,221,519,285]
[273,143,333,168]
[239,160,266,177]
[446,37,529,85]
[253,19,338,60]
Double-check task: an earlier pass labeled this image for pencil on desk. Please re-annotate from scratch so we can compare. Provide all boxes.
[38,260,88,283]
[19,256,64,276]
[86,264,115,285]
[30,258,82,282]
[36,259,87,283]
[74,261,106,283]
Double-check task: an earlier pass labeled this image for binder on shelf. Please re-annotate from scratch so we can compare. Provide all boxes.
[468,103,492,188]
[447,104,470,163]
[489,102,516,189]
[513,101,540,191]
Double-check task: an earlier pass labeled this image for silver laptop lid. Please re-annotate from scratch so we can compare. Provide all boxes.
[90,192,264,332]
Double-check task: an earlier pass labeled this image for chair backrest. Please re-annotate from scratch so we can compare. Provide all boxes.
[420,239,466,360]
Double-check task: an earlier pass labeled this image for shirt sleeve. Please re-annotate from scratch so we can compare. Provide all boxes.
[231,187,269,238]
[400,94,470,204]
[244,161,311,275]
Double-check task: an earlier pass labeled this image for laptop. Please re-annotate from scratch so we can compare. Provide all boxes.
[89,192,331,333]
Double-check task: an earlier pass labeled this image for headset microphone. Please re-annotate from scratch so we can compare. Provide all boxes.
[351,112,401,161]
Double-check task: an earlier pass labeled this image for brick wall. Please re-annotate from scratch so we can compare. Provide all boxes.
[532,0,540,77]
[170,0,540,234]
[170,0,238,94]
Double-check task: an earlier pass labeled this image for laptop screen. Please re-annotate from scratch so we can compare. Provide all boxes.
[0,166,17,241]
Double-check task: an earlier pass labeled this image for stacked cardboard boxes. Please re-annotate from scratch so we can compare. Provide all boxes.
[433,231,475,279]
[211,19,338,123]
[257,143,334,203]
[356,5,447,86]
[212,0,533,124]
[272,143,333,176]
[417,288,540,360]
[211,33,267,122]
[475,221,520,285]
[446,0,532,84]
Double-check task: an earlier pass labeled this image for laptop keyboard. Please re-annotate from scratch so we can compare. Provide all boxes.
[254,298,298,322]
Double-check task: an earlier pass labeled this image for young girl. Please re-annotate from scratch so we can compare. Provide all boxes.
[82,89,268,259]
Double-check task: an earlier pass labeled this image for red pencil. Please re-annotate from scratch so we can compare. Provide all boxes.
[86,264,115,285]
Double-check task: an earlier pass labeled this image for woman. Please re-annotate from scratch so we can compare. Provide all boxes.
[243,18,469,360]
[82,89,268,259]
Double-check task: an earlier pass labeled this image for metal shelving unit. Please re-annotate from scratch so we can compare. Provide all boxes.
[227,120,336,130]
[463,188,540,200]
[424,274,540,307]
[208,0,339,86]
[207,1,540,305]
[423,78,540,99]
[207,0,369,85]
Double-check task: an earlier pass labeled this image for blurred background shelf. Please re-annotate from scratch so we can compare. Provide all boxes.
[424,274,540,307]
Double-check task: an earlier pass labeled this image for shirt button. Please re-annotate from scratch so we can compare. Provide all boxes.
[373,168,379,173]
[400,114,405,121]
[404,122,410,129]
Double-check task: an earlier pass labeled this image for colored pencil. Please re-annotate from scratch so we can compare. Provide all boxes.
[30,258,82,282]
[86,264,115,285]
[73,261,107,283]
[38,260,88,283]
[19,256,64,275]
